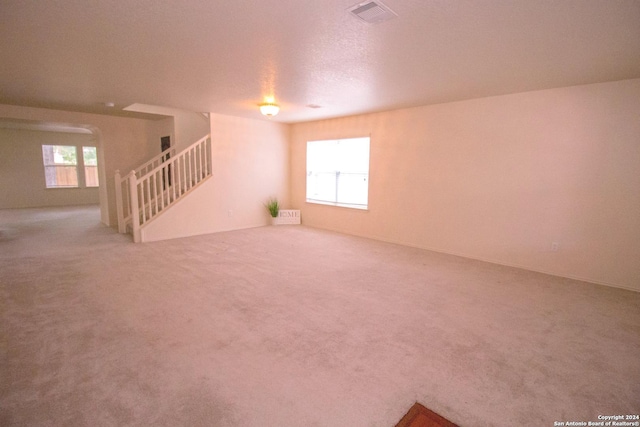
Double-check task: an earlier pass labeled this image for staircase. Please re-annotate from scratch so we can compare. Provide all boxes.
[115,135,212,242]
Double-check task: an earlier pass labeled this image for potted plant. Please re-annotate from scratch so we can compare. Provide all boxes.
[265,198,280,225]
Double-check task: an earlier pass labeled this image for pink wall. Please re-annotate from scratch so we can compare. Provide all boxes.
[291,79,640,291]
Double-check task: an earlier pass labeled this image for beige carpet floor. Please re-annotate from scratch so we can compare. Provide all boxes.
[1,206,639,426]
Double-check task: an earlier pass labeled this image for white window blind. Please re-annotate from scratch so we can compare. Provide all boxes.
[306,137,370,209]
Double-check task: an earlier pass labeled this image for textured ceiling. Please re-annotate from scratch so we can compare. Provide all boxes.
[1,0,639,123]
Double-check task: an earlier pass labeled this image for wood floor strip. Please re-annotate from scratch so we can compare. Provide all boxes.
[394,402,459,427]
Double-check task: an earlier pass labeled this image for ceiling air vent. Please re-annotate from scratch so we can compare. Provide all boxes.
[348,0,397,24]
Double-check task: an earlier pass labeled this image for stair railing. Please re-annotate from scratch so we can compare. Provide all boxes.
[136,147,176,178]
[114,146,175,234]
[115,134,212,242]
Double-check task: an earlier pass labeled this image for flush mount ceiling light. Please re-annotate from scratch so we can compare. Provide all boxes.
[259,102,279,117]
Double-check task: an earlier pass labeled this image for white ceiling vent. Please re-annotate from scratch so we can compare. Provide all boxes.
[348,0,397,24]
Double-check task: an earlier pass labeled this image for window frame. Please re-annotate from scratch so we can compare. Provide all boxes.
[82,146,99,188]
[41,144,99,189]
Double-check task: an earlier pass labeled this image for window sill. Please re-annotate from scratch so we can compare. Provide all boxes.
[44,186,99,190]
[306,199,368,211]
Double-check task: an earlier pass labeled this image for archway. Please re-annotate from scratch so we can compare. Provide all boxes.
[0,118,108,225]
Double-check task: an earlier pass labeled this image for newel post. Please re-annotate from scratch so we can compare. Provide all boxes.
[114,170,125,233]
[128,170,141,243]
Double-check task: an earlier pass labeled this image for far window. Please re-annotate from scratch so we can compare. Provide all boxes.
[42,145,78,188]
[42,145,99,188]
[83,147,99,187]
[306,137,370,209]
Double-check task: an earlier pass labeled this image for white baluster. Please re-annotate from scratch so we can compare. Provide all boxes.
[128,171,141,242]
[143,176,151,223]
[115,170,125,233]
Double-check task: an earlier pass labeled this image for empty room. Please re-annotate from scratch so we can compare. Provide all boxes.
[1,1,639,426]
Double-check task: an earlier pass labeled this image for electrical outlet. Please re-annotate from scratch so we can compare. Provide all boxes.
[228,209,233,217]
[551,242,559,252]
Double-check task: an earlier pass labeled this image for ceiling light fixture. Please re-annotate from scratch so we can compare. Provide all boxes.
[259,102,280,117]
